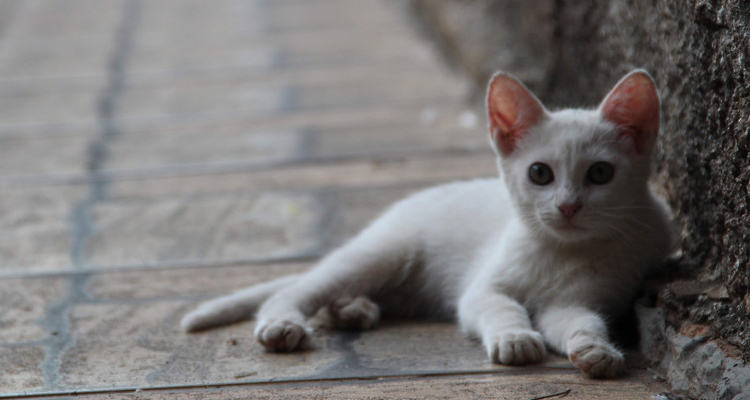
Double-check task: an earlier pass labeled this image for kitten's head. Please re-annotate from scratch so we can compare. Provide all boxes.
[486,70,660,242]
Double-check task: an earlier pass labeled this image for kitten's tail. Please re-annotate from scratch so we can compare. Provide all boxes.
[181,274,300,332]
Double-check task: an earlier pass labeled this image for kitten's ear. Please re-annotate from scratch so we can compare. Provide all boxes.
[599,70,660,154]
[487,72,546,156]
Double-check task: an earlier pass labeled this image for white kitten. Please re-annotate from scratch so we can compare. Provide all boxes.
[182,70,673,378]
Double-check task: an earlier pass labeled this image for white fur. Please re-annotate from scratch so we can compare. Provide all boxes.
[181,71,673,379]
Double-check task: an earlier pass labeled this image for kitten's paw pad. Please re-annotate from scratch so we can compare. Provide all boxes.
[329,296,380,330]
[486,330,546,365]
[569,342,624,378]
[255,319,309,352]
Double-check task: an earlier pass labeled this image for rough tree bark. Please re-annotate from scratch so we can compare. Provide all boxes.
[407,1,750,398]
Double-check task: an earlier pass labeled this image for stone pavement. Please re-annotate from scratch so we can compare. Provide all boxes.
[0,0,666,398]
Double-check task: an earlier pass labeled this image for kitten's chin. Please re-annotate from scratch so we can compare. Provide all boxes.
[545,222,593,242]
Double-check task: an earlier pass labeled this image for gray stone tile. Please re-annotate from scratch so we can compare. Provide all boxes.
[0,276,69,394]
[106,126,304,171]
[90,371,666,399]
[0,346,45,393]
[84,192,326,268]
[59,301,340,388]
[127,40,279,74]
[0,0,122,79]
[317,323,571,379]
[291,71,468,111]
[69,264,570,391]
[129,23,433,75]
[115,63,467,120]
[105,153,496,200]
[6,0,124,41]
[127,0,273,73]
[0,91,99,126]
[282,35,448,76]
[310,122,488,157]
[0,41,110,82]
[103,108,487,175]
[0,133,94,176]
[0,276,68,343]
[136,0,265,38]
[87,263,310,301]
[0,186,84,274]
[269,0,401,31]
[116,81,288,120]
[110,102,464,145]
[89,160,496,269]
[125,1,419,74]
[266,0,405,30]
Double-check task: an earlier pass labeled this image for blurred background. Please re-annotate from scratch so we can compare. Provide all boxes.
[0,0,490,273]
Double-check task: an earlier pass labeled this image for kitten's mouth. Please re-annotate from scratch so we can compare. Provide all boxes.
[555,221,586,232]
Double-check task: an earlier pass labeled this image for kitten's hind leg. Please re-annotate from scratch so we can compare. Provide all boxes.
[254,219,415,352]
[329,296,380,330]
[181,274,300,332]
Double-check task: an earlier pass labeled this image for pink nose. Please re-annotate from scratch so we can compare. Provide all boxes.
[558,202,582,218]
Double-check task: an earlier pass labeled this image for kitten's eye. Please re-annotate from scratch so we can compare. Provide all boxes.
[587,161,615,185]
[528,163,554,185]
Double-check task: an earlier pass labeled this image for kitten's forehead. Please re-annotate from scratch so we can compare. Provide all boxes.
[521,109,617,154]
[542,109,613,144]
[512,109,621,168]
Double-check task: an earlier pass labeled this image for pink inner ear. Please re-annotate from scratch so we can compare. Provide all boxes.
[487,73,545,156]
[599,71,660,154]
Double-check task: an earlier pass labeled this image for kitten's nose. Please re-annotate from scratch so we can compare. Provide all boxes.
[558,202,583,218]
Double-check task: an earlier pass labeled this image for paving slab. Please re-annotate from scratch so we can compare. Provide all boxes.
[51,262,571,392]
[84,191,325,268]
[115,69,466,121]
[278,26,436,69]
[106,120,485,174]
[0,275,69,393]
[0,276,68,343]
[126,2,422,74]
[269,0,401,32]
[0,0,123,79]
[116,81,289,121]
[135,0,264,39]
[105,152,495,200]
[83,185,422,269]
[86,152,496,270]
[86,263,311,301]
[110,102,471,145]
[291,72,467,111]
[85,372,664,400]
[0,132,94,176]
[59,301,342,389]
[0,186,84,274]
[309,122,486,158]
[0,346,46,393]
[107,127,305,171]
[0,90,100,127]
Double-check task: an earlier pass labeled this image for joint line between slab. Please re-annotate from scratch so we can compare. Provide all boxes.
[0,367,579,399]
[38,0,142,391]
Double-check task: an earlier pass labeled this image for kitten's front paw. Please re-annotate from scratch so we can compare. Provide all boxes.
[485,330,546,365]
[569,341,624,378]
[329,296,380,330]
[255,319,309,352]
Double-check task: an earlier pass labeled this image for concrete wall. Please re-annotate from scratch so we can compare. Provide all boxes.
[407,1,750,398]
